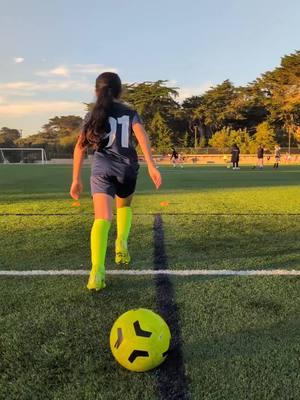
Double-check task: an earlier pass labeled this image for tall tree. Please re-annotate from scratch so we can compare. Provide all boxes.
[192,80,239,132]
[252,122,277,151]
[42,116,82,137]
[122,80,182,145]
[149,112,173,151]
[209,127,251,153]
[253,51,300,146]
[0,127,21,146]
[18,115,83,155]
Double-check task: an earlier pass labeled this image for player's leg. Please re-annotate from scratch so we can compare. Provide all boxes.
[88,176,115,291]
[115,194,134,265]
[87,193,113,290]
[115,173,137,265]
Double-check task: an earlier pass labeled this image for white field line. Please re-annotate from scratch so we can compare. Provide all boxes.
[0,269,299,276]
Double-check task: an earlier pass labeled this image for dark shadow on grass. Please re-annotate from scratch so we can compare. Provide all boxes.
[182,317,300,399]
[164,217,300,270]
[184,318,300,361]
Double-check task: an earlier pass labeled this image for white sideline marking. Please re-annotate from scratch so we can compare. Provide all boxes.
[0,269,299,276]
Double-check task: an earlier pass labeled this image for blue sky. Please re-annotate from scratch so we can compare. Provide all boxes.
[0,0,299,135]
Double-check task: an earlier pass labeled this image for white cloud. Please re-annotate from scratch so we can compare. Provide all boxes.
[0,100,85,117]
[14,57,25,64]
[177,82,213,102]
[0,96,6,104]
[158,80,213,102]
[36,64,118,78]
[37,65,70,77]
[0,78,212,104]
[73,64,118,74]
[50,66,70,77]
[0,80,91,96]
[0,82,36,90]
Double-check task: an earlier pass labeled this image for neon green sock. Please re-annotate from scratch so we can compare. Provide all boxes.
[116,207,132,246]
[90,219,111,274]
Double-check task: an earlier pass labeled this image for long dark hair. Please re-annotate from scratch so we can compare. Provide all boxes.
[81,72,122,147]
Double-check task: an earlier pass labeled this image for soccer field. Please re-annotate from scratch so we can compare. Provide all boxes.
[1,165,300,400]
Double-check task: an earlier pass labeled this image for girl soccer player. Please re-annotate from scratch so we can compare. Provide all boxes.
[70,72,161,291]
[231,143,240,169]
[273,145,281,168]
[170,148,179,167]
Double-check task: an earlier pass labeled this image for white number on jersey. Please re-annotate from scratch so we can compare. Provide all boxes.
[104,115,130,149]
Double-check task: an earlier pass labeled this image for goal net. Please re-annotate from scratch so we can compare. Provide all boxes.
[0,148,47,164]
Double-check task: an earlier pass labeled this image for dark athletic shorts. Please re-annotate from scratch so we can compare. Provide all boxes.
[90,174,137,198]
[91,151,139,198]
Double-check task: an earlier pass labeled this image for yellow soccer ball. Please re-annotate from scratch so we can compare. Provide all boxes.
[110,308,171,372]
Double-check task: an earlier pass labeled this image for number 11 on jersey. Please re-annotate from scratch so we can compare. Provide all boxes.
[105,116,130,149]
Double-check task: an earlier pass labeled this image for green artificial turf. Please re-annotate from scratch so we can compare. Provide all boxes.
[0,214,154,270]
[0,164,299,399]
[0,277,158,400]
[1,277,299,400]
[164,214,300,270]
[0,165,299,271]
[175,276,300,400]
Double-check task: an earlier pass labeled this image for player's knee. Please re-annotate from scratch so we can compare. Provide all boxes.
[94,212,112,221]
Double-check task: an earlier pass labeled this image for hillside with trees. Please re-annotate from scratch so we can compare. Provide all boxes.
[1,50,299,155]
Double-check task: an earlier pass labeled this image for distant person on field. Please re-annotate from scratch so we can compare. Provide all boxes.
[257,145,264,169]
[231,144,240,170]
[178,153,184,168]
[170,148,179,167]
[273,145,281,168]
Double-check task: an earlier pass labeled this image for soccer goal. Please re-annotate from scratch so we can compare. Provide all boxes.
[0,148,47,164]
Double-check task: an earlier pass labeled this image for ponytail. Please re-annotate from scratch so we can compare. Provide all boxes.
[80,72,122,148]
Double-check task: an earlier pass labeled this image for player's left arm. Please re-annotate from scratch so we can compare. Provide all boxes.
[132,122,162,189]
[70,134,87,200]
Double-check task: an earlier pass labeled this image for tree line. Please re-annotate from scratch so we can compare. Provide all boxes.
[1,50,299,156]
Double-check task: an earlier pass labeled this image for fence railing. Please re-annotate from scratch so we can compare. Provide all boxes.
[151,147,300,155]
[46,147,300,159]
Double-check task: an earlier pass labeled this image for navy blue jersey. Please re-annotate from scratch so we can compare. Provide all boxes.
[257,147,264,158]
[171,149,178,159]
[231,147,240,162]
[82,101,141,178]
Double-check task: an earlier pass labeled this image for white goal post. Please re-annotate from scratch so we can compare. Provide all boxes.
[0,148,47,164]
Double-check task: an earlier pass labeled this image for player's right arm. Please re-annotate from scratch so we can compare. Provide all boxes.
[132,123,162,189]
[70,134,87,200]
